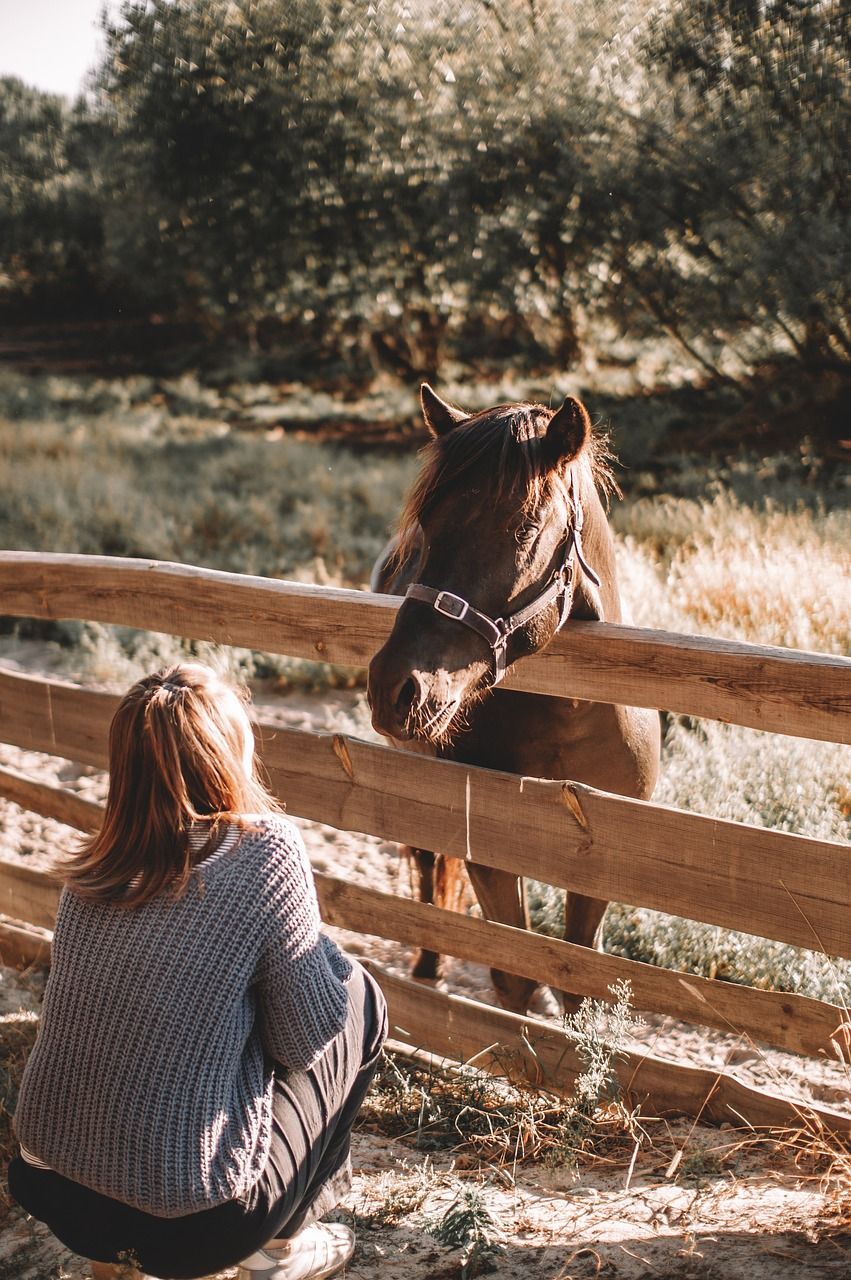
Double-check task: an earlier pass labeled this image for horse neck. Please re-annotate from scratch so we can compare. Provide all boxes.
[569,461,621,623]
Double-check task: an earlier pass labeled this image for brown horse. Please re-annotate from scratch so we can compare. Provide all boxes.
[367,385,660,1014]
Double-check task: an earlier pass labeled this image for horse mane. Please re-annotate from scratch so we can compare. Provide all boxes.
[396,401,617,565]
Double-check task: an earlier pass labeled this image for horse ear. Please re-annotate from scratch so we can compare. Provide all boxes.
[420,383,469,437]
[543,396,592,466]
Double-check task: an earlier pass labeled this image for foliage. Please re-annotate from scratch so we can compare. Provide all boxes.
[91,0,603,370]
[362,983,639,1174]
[2,1,846,388]
[550,980,641,1163]
[0,78,108,313]
[593,0,851,376]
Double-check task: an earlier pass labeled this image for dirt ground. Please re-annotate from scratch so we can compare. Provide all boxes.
[1,640,850,1279]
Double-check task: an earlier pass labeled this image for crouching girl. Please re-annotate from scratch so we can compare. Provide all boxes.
[10,662,386,1280]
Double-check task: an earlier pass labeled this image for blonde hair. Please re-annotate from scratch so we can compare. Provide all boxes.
[64,663,282,906]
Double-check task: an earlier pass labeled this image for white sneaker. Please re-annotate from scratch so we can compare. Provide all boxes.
[237,1222,356,1280]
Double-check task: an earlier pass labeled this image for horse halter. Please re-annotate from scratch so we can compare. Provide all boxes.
[404,473,601,686]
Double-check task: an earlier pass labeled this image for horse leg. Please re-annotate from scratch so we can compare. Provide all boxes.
[407,847,443,979]
[466,862,538,1014]
[560,892,609,1017]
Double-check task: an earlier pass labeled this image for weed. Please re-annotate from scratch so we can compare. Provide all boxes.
[428,1185,505,1278]
[547,981,642,1168]
[352,1160,437,1230]
[767,1024,851,1232]
[362,984,641,1179]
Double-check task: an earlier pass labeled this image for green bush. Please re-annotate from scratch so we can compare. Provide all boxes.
[92,0,599,369]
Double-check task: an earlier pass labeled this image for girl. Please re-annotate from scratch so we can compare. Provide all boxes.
[9,662,387,1280]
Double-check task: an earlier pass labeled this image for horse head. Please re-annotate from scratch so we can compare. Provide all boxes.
[368,385,614,744]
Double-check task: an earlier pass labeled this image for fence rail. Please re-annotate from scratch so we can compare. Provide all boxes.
[0,813,844,1063]
[1,551,849,741]
[0,551,849,1132]
[2,665,849,958]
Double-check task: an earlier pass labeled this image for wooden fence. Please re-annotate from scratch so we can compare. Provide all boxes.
[1,550,849,1133]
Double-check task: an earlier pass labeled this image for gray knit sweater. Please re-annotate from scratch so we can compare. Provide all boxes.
[14,814,353,1217]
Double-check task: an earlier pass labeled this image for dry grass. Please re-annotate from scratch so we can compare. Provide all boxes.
[614,489,850,654]
[359,1044,851,1222]
[0,411,417,585]
[360,984,643,1176]
[359,1049,640,1175]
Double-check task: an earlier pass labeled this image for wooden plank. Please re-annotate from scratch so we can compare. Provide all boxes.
[0,764,102,833]
[1,667,849,957]
[0,668,114,769]
[1,551,848,742]
[316,876,847,1063]
[0,914,51,969]
[0,551,393,678]
[2,896,843,1134]
[261,730,851,962]
[368,965,851,1134]
[0,859,61,931]
[504,625,851,745]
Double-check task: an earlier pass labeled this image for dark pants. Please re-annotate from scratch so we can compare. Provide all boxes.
[9,964,387,1280]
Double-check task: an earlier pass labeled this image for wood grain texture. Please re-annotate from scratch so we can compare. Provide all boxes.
[0,808,846,1128]
[1,666,849,957]
[0,764,102,833]
[1,551,848,741]
[1,889,844,1133]
[0,667,114,769]
[0,859,61,931]
[0,914,51,968]
[367,965,851,1134]
[316,875,846,1062]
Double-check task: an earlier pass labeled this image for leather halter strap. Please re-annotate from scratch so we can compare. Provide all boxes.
[404,474,601,686]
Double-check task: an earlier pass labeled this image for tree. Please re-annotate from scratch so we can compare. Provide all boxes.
[0,78,106,312]
[589,0,851,374]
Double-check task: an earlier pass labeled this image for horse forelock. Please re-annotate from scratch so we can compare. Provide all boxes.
[395,401,615,565]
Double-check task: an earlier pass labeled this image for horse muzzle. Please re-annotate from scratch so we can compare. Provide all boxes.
[368,650,466,743]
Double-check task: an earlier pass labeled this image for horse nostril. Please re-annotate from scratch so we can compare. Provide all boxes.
[394,675,423,719]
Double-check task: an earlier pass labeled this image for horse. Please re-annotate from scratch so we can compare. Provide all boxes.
[367,384,661,1015]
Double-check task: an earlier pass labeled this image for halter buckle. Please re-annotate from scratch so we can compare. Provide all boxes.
[433,590,469,621]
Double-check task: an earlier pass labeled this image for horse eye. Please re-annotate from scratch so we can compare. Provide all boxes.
[516,524,538,546]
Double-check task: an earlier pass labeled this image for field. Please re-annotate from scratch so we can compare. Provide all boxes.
[1,365,849,1278]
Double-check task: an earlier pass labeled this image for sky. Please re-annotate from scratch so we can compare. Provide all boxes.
[0,0,120,99]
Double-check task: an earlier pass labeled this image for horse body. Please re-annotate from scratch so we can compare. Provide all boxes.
[368,386,660,1013]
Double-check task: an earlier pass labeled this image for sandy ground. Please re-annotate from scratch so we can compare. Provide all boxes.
[1,640,850,1278]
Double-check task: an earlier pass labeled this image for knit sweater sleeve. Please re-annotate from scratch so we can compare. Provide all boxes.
[254,817,353,1070]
